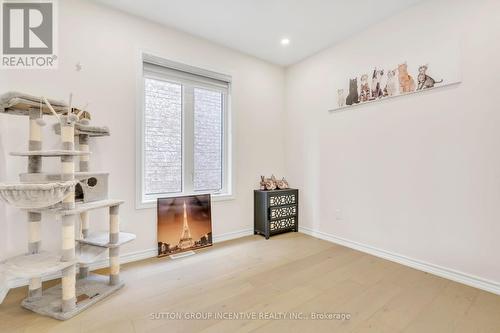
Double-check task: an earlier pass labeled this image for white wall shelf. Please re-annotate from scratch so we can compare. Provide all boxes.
[328,81,461,113]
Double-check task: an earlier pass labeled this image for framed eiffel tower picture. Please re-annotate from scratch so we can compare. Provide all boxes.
[157,194,213,257]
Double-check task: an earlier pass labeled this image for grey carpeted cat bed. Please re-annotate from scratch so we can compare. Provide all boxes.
[0,181,77,209]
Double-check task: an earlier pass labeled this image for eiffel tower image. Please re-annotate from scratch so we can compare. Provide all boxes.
[178,200,195,249]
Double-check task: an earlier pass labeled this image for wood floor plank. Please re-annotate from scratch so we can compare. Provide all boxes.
[252,279,367,333]
[353,270,449,331]
[454,291,500,333]
[402,282,480,332]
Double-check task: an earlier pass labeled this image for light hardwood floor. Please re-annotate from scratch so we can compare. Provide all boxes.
[1,232,499,333]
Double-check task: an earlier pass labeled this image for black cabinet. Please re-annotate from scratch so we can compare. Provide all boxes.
[254,189,299,239]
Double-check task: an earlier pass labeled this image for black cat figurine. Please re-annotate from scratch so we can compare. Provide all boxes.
[345,78,359,106]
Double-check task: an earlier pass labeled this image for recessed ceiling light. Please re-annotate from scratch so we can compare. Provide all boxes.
[280,38,290,46]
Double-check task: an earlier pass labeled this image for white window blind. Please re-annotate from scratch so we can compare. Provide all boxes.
[144,78,182,194]
[140,57,231,205]
[194,87,223,191]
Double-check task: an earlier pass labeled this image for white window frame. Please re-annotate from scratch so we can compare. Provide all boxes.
[136,52,234,209]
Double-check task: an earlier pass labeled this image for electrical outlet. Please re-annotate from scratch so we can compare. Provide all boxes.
[335,209,343,221]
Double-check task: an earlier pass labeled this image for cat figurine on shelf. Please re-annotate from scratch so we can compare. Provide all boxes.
[345,78,359,106]
[259,176,266,190]
[276,177,289,190]
[260,175,287,190]
[265,175,277,190]
[384,69,398,97]
[371,68,385,99]
[417,65,443,90]
[359,74,371,102]
[337,89,345,108]
[398,62,416,93]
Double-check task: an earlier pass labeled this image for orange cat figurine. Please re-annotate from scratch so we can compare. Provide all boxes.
[398,63,415,93]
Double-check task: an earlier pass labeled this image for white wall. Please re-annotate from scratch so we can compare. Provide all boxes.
[285,0,500,285]
[0,0,286,260]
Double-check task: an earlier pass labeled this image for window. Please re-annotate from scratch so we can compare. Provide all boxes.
[138,55,232,207]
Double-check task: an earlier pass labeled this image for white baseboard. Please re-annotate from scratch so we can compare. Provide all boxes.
[213,228,254,243]
[300,226,500,296]
[9,228,253,289]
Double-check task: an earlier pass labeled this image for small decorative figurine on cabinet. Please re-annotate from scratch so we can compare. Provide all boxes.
[259,175,289,191]
[276,177,289,189]
[265,177,277,190]
[259,176,266,190]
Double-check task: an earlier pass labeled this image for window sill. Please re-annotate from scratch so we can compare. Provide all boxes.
[136,192,235,210]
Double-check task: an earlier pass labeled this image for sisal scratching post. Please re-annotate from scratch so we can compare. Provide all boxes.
[28,108,42,172]
[79,132,91,279]
[61,117,75,208]
[60,115,76,312]
[61,265,76,312]
[78,131,90,279]
[27,108,43,300]
[79,211,90,279]
[80,211,89,238]
[27,212,42,254]
[109,247,120,286]
[109,205,120,285]
[79,134,89,172]
[61,215,76,262]
[27,108,42,254]
[78,265,89,280]
[61,214,76,312]
[109,206,119,244]
[28,277,42,300]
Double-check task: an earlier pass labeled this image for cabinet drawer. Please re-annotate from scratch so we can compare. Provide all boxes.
[270,217,296,232]
[269,193,297,207]
[269,204,297,220]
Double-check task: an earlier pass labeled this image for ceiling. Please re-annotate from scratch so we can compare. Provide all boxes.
[93,0,422,66]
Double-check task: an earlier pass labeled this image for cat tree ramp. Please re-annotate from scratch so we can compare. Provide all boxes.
[0,92,136,320]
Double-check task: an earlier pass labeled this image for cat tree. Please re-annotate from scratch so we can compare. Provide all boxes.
[0,92,135,320]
